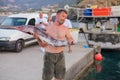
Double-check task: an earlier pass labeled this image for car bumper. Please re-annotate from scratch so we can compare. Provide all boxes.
[0,41,16,50]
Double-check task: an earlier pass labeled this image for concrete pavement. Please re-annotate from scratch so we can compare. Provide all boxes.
[0,43,99,80]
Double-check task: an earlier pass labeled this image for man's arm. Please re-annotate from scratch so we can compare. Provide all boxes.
[42,18,48,27]
[42,22,48,27]
[65,28,73,52]
[35,18,48,27]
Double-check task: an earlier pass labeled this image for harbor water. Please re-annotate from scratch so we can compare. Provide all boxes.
[80,50,120,80]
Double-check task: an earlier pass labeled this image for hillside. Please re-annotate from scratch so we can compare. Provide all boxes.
[0,0,120,12]
[77,0,120,8]
[0,0,77,11]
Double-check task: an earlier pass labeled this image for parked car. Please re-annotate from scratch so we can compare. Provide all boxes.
[0,13,48,52]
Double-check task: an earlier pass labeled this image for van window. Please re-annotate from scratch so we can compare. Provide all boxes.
[1,17,27,26]
[28,18,35,26]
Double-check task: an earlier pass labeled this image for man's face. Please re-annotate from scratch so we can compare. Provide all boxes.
[56,12,67,25]
[39,13,43,18]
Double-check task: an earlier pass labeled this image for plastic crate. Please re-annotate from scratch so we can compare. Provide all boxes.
[92,8,111,16]
[83,9,92,16]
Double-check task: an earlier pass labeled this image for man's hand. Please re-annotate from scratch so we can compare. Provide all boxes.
[33,32,39,39]
[67,41,73,53]
[68,44,72,53]
[33,32,48,47]
[41,41,48,47]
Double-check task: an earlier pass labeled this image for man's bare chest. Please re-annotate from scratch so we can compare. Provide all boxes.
[47,28,65,39]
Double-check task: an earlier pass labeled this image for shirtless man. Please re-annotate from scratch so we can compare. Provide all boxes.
[34,9,73,80]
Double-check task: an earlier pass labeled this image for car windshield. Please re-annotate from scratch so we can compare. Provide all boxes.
[1,17,27,26]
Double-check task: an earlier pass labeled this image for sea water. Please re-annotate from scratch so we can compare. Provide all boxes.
[79,50,120,80]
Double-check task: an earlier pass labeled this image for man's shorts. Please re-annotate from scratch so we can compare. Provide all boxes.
[42,51,65,80]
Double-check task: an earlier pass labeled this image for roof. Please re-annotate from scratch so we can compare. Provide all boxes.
[8,13,48,19]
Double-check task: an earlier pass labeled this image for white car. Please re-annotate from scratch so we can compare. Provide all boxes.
[0,13,48,52]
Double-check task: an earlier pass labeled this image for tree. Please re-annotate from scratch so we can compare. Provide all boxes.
[77,0,84,4]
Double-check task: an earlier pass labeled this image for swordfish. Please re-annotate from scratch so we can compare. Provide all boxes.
[17,25,68,47]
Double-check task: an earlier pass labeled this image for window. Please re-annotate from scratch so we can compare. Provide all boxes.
[28,18,35,26]
[1,17,27,26]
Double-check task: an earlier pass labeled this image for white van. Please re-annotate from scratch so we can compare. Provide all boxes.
[0,13,48,52]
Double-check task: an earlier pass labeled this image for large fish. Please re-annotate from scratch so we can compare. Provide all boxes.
[18,25,68,47]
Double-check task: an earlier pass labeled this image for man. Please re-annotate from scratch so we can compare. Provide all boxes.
[34,9,73,80]
[52,14,72,28]
[35,12,48,28]
[63,19,72,28]
[35,12,48,52]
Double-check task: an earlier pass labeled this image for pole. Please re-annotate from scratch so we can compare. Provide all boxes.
[79,28,90,47]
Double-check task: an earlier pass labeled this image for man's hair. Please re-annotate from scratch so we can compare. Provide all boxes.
[56,9,67,14]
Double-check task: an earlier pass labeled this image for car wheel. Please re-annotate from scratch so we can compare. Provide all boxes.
[15,40,24,52]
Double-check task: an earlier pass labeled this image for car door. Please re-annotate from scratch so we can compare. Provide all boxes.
[23,18,36,45]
